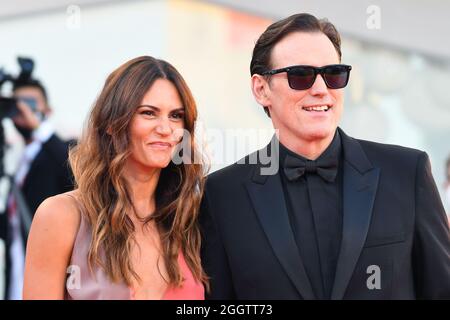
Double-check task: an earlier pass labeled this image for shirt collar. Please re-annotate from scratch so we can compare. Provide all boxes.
[278,129,342,169]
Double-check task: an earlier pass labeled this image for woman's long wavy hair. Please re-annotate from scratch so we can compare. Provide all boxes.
[69,56,209,290]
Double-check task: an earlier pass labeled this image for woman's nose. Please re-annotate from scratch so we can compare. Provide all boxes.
[155,118,172,136]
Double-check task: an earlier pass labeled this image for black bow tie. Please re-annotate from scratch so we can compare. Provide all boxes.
[283,154,338,182]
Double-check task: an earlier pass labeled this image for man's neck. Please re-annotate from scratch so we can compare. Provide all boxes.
[279,132,336,161]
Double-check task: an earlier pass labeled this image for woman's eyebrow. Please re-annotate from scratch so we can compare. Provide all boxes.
[138,104,159,111]
[138,105,184,112]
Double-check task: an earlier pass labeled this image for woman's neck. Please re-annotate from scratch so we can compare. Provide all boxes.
[122,159,161,222]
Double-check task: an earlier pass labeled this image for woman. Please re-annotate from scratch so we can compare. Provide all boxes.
[23,56,208,299]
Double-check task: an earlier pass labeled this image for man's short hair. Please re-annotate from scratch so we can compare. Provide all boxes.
[250,13,342,76]
[13,78,48,102]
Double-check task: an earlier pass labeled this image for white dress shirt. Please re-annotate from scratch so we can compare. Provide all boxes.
[7,120,54,300]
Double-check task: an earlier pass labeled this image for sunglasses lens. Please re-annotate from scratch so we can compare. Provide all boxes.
[287,67,315,90]
[323,66,350,89]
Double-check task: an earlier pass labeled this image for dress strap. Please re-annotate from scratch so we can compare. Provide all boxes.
[64,193,88,223]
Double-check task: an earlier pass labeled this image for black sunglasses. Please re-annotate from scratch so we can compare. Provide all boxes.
[261,64,352,90]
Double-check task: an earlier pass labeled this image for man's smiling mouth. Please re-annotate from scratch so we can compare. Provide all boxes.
[302,105,332,112]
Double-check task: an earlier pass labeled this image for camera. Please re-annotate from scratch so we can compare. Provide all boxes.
[0,57,36,120]
[0,57,37,179]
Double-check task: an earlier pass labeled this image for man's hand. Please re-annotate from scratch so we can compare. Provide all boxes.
[13,101,40,131]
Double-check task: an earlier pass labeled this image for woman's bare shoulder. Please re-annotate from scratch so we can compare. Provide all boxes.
[24,190,84,299]
[31,190,82,241]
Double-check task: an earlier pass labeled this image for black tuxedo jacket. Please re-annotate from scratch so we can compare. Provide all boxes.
[200,128,450,299]
[20,134,74,217]
[0,134,74,237]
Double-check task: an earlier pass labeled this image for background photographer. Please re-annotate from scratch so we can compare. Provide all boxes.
[0,61,74,300]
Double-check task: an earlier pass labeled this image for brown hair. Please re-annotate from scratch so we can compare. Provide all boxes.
[250,13,342,76]
[69,56,208,290]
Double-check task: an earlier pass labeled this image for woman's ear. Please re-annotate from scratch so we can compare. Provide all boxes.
[251,74,271,108]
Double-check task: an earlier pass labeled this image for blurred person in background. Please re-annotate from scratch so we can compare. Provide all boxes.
[0,77,74,300]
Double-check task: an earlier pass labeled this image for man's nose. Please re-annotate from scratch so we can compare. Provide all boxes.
[309,74,329,96]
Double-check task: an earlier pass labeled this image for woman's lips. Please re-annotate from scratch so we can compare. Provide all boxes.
[148,142,172,150]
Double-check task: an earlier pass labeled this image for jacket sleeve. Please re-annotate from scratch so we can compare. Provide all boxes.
[41,134,75,192]
[412,151,450,299]
[199,188,236,299]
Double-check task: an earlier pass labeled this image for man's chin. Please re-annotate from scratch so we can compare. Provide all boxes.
[299,126,335,142]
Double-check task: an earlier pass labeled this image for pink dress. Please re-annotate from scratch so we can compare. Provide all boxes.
[64,195,204,300]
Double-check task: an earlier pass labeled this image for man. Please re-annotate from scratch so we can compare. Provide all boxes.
[0,78,74,299]
[200,13,450,299]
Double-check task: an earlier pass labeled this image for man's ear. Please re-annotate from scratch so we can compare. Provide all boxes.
[251,74,271,107]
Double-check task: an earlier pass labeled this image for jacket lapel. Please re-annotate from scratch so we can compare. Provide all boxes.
[244,141,315,300]
[331,128,380,299]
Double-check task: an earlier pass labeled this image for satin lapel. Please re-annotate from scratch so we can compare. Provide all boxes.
[331,128,380,300]
[245,162,315,299]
